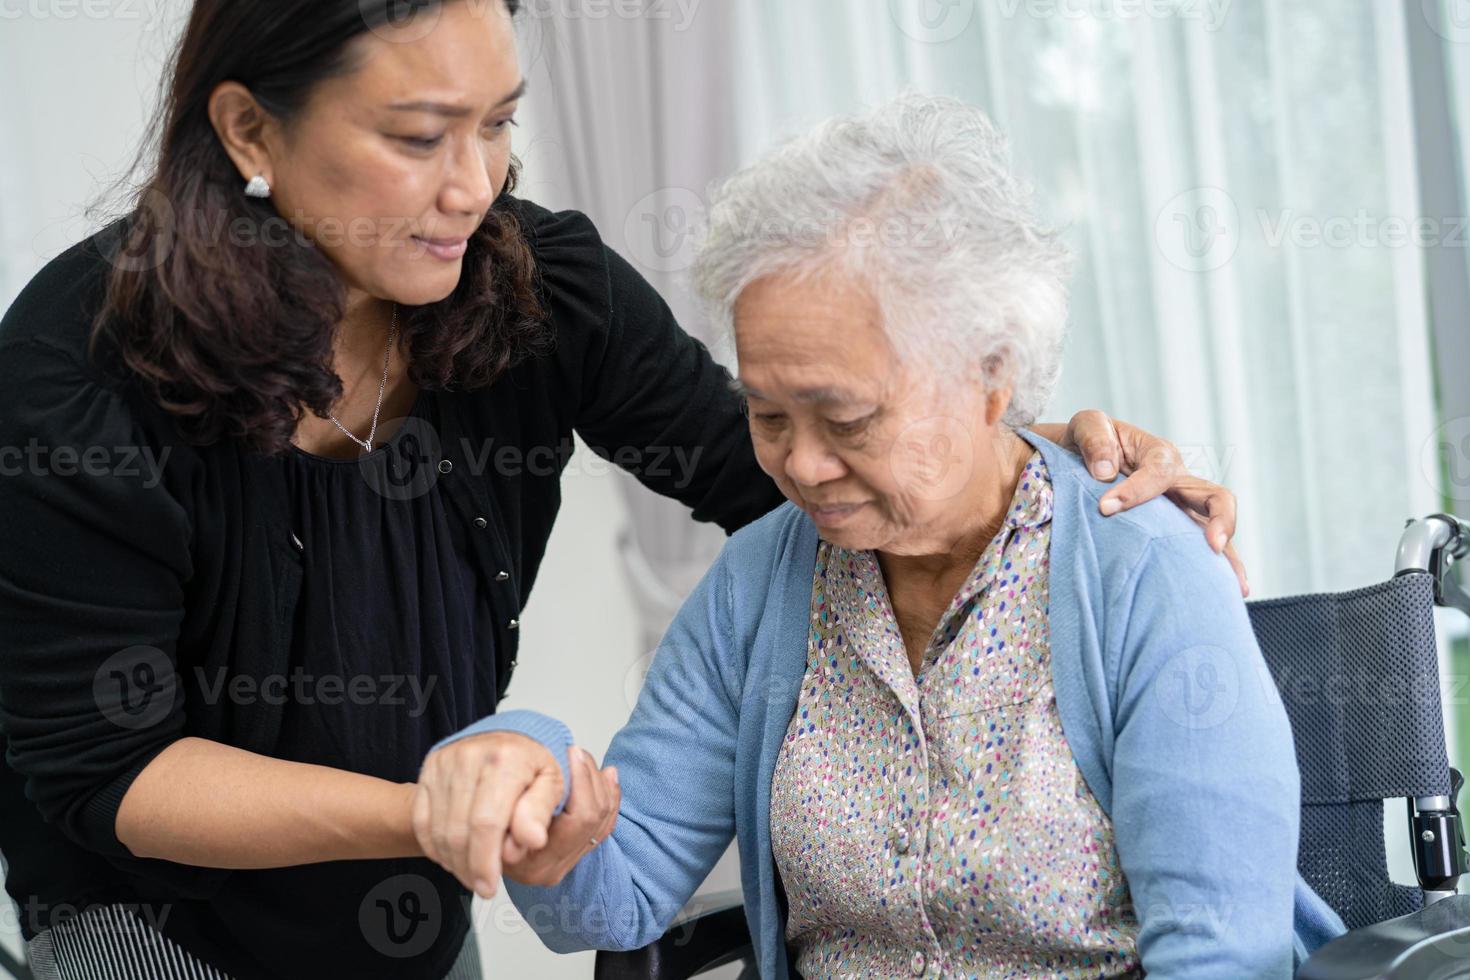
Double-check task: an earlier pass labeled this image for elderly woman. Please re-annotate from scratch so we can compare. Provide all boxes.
[429,95,1346,977]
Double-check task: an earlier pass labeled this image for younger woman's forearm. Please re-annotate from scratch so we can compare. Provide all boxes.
[115,736,420,867]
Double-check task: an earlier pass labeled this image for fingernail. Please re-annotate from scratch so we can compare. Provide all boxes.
[1214,532,1227,551]
[474,879,491,898]
[610,767,620,786]
[1093,460,1116,480]
[1099,497,1122,516]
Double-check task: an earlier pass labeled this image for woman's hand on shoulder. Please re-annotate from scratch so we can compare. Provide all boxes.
[1036,409,1248,597]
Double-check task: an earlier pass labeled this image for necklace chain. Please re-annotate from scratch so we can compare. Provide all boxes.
[328,303,397,453]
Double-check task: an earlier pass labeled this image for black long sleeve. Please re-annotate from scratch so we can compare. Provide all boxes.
[518,200,785,534]
[0,335,192,859]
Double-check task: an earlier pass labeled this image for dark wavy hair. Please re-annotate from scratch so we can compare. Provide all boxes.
[89,0,548,456]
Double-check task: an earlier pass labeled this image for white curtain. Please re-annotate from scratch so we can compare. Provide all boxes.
[513,4,746,654]
[523,1,1445,646]
[725,0,1443,600]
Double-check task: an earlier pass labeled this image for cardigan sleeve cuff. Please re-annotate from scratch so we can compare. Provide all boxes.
[74,743,235,899]
[428,710,574,814]
[79,751,160,858]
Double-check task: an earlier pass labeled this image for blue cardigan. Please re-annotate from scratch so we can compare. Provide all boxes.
[447,429,1348,977]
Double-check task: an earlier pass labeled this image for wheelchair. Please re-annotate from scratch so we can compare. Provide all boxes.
[595,514,1470,980]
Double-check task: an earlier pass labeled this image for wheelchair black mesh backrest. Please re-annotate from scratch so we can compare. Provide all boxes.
[1248,512,1470,943]
[1248,569,1453,931]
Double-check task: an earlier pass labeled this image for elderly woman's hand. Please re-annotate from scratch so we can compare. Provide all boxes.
[504,746,620,888]
[1035,410,1248,596]
[412,731,567,899]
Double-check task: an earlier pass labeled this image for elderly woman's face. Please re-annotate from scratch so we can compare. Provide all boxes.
[256,1,522,307]
[735,273,1008,554]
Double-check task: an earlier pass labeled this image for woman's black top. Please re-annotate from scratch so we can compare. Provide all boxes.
[0,196,783,979]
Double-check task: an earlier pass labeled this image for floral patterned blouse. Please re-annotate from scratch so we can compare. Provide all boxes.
[770,451,1142,978]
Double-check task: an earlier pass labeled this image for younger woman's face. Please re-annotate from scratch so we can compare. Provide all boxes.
[255,0,524,307]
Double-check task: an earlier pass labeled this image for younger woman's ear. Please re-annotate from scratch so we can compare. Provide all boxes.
[208,81,275,186]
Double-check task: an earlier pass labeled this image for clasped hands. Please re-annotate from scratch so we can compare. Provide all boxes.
[412,732,619,900]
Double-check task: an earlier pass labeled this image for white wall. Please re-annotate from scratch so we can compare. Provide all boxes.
[0,3,184,307]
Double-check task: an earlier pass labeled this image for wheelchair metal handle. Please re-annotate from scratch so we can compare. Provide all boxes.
[1395,514,1470,619]
[1394,515,1470,904]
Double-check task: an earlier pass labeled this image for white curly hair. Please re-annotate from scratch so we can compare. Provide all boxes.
[692,92,1071,427]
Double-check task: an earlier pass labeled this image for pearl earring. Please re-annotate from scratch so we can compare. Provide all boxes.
[244,175,272,199]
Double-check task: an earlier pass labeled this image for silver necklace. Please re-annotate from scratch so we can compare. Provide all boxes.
[328,303,397,453]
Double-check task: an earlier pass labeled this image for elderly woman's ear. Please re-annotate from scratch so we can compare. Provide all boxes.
[982,386,1012,427]
[1032,410,1247,596]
